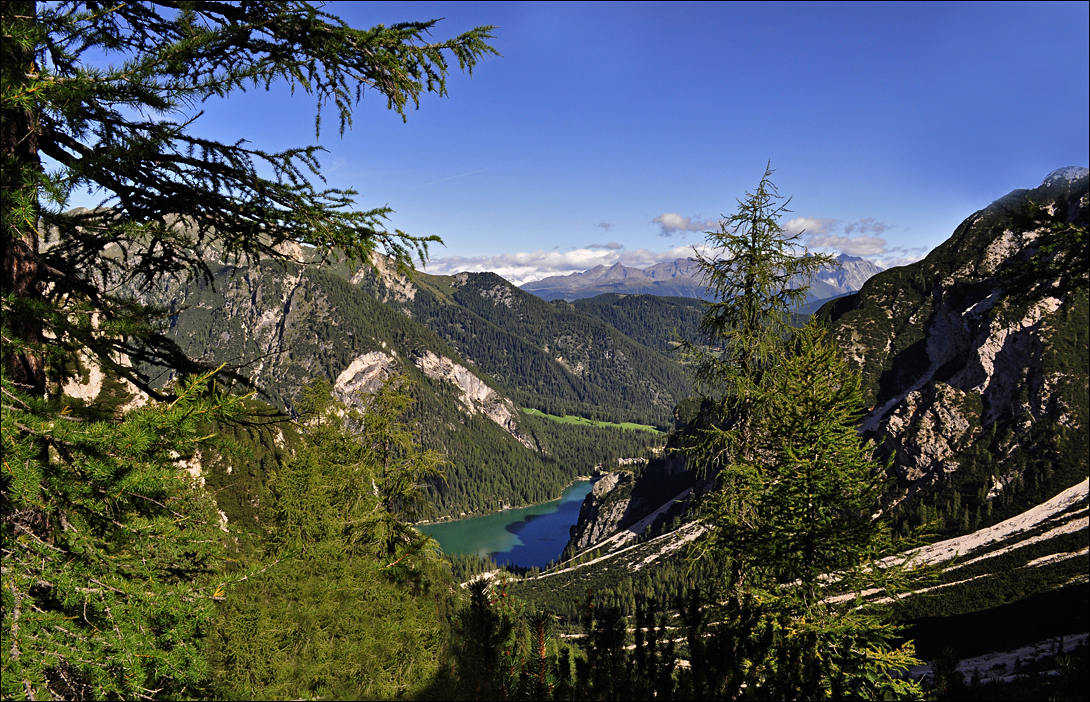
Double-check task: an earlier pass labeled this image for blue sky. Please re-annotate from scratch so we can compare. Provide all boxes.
[73,1,1090,284]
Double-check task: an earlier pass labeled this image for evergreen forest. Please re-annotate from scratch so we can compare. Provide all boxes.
[2,3,1087,701]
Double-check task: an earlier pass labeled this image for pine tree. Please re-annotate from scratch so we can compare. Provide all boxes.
[2,2,496,698]
[698,322,922,698]
[212,376,450,699]
[681,163,834,475]
[1,368,249,699]
[682,168,925,698]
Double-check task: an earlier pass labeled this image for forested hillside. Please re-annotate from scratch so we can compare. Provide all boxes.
[136,254,663,517]
[383,269,695,426]
[571,294,705,352]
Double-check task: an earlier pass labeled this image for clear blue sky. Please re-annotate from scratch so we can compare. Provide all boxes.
[75,1,1090,283]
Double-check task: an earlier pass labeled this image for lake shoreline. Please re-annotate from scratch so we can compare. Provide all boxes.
[417,479,599,568]
[413,474,598,527]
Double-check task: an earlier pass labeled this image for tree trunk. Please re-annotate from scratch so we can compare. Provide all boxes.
[1,0,45,396]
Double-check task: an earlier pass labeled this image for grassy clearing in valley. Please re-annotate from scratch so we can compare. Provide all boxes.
[522,407,664,434]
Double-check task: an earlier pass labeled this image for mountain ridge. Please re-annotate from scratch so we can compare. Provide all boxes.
[520,253,883,302]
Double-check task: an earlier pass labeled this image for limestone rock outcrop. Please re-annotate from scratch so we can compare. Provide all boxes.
[567,472,635,553]
[822,167,1089,504]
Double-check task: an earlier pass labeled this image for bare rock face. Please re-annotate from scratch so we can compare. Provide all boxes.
[352,251,417,303]
[413,350,535,449]
[567,472,635,553]
[334,349,399,399]
[822,168,1089,505]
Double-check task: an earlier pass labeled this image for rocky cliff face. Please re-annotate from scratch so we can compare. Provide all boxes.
[412,350,535,449]
[563,433,701,558]
[821,167,1089,518]
[566,472,636,553]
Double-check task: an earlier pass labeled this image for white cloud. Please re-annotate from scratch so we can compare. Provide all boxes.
[652,213,722,237]
[783,217,836,236]
[784,215,909,258]
[805,234,888,257]
[595,221,614,230]
[422,244,701,286]
[871,253,926,270]
[843,217,892,235]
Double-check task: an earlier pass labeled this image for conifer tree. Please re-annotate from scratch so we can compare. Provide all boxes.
[694,322,922,698]
[213,376,450,699]
[682,167,924,698]
[1,368,248,699]
[2,2,496,698]
[682,163,834,472]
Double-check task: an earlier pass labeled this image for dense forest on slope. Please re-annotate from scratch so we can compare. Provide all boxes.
[570,294,706,352]
[146,258,663,518]
[375,270,695,427]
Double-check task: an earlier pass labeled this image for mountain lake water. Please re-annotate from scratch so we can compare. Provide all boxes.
[417,479,595,569]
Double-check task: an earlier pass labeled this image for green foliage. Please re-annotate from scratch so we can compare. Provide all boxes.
[270,375,445,560]
[447,582,681,701]
[152,256,665,518]
[211,376,453,699]
[509,550,718,629]
[679,168,923,698]
[423,406,662,518]
[689,323,925,699]
[683,163,834,420]
[446,552,502,584]
[449,579,520,700]
[2,3,498,698]
[570,293,707,353]
[214,556,451,700]
[1,368,247,700]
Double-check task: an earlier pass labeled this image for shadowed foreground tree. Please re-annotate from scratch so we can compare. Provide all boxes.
[684,322,924,699]
[211,376,450,700]
[1,2,496,698]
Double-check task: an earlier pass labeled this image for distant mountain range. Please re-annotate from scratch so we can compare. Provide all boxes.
[519,253,883,303]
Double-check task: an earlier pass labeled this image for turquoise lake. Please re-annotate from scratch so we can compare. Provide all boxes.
[417,480,594,569]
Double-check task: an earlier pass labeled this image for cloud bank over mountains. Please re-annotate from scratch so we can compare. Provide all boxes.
[424,244,702,286]
[422,213,928,285]
[783,216,926,264]
[652,213,724,237]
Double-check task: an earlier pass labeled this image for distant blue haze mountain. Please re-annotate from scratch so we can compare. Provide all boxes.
[520,253,883,304]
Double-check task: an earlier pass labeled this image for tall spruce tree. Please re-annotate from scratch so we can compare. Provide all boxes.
[682,164,834,472]
[1,2,496,698]
[682,167,924,699]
